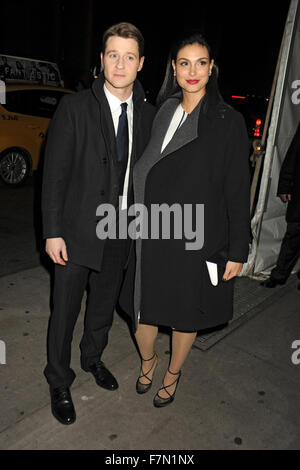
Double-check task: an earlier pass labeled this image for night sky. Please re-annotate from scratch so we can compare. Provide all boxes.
[0,0,291,102]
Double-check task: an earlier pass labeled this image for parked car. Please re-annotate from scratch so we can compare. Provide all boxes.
[0,84,73,186]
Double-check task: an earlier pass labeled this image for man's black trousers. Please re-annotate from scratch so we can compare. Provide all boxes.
[270,222,300,282]
[44,238,131,389]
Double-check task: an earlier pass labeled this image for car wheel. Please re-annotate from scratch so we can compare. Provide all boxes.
[0,148,31,186]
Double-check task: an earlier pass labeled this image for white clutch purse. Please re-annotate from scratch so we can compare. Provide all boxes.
[206,261,218,286]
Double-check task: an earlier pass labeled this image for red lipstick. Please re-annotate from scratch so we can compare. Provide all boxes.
[186,80,199,85]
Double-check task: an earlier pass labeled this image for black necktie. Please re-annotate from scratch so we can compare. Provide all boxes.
[116,102,129,163]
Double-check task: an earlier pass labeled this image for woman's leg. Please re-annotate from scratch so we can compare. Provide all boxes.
[157,330,197,399]
[135,323,159,385]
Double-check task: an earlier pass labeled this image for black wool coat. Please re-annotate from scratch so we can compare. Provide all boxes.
[277,122,300,223]
[120,95,251,332]
[42,74,156,271]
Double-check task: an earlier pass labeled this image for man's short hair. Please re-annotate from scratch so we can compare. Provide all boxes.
[102,22,144,58]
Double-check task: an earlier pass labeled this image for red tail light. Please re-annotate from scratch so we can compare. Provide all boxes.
[254,118,262,137]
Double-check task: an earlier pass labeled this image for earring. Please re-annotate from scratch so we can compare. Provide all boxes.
[174,72,176,77]
[209,71,212,76]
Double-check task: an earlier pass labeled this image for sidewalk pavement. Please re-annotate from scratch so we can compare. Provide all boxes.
[0,266,299,450]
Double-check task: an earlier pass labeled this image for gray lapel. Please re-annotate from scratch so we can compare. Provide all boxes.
[133,98,179,203]
[161,100,201,159]
[133,96,203,207]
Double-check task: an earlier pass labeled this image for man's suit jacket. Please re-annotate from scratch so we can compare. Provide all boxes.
[42,73,156,270]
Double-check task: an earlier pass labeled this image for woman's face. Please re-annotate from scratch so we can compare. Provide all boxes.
[172,43,214,99]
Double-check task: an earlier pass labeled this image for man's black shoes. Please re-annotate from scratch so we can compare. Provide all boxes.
[50,386,76,425]
[88,361,119,391]
[49,364,117,424]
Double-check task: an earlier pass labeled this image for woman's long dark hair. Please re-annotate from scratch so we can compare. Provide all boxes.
[156,32,223,112]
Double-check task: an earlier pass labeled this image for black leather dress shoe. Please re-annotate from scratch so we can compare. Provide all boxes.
[88,361,119,391]
[50,386,76,425]
[261,278,286,288]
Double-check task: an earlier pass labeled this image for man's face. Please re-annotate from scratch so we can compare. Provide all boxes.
[101,36,144,94]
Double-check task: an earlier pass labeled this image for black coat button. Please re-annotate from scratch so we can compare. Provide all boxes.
[100,190,105,196]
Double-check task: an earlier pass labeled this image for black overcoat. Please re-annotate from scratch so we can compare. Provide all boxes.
[277,122,300,223]
[42,73,156,271]
[120,95,250,332]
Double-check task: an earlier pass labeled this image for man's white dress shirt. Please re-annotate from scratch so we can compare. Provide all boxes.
[104,84,133,210]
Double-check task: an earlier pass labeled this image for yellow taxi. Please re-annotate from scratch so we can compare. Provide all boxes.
[0,84,74,185]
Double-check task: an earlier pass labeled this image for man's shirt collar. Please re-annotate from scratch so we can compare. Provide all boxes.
[104,84,133,113]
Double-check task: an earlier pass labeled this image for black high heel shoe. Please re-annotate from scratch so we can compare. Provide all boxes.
[153,368,181,408]
[136,352,158,394]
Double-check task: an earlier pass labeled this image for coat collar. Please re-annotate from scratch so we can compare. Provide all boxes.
[159,91,227,122]
[153,95,203,160]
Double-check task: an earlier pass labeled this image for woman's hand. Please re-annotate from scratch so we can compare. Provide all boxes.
[223,261,243,281]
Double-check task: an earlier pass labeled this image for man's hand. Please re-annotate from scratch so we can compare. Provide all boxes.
[46,237,68,265]
[279,194,292,203]
[223,261,243,281]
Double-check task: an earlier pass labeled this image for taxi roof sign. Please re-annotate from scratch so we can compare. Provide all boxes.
[0,55,63,87]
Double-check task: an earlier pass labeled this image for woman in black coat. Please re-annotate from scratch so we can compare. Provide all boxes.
[131,32,250,407]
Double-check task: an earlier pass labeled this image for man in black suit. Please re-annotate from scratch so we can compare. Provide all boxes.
[262,123,300,288]
[42,22,155,425]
